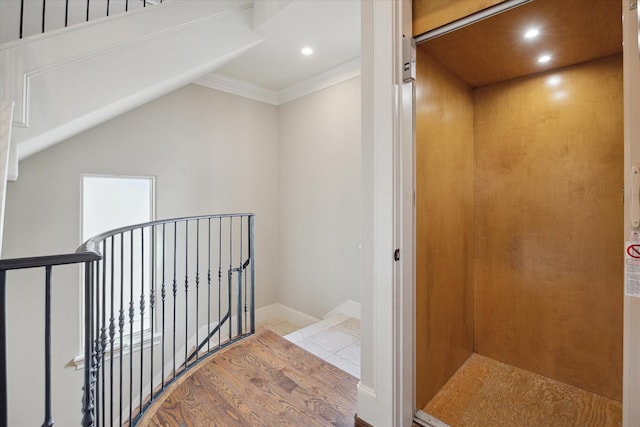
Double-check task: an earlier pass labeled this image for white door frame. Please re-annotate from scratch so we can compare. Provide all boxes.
[358,0,414,425]
[623,1,640,425]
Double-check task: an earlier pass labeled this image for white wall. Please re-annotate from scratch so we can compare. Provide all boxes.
[277,77,361,319]
[2,83,279,426]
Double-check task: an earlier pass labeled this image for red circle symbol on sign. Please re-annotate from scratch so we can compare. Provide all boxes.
[628,245,640,259]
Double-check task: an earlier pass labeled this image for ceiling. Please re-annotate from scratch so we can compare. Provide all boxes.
[213,0,361,93]
[418,0,622,88]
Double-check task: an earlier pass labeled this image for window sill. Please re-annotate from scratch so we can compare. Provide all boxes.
[73,332,162,370]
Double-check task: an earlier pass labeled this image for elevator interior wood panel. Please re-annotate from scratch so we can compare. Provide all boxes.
[418,0,622,87]
[415,48,474,409]
[473,54,624,401]
[412,0,505,36]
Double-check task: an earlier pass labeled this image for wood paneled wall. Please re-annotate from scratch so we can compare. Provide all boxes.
[473,54,624,401]
[413,0,505,36]
[415,47,475,408]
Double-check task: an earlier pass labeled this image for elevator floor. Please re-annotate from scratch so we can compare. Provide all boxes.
[423,353,621,427]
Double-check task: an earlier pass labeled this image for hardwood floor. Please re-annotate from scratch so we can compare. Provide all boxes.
[423,353,622,427]
[139,329,358,426]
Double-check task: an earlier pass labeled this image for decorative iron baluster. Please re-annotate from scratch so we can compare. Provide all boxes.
[41,0,46,34]
[195,219,200,362]
[118,234,125,425]
[239,217,243,335]
[161,224,166,388]
[94,258,102,427]
[218,218,222,348]
[128,230,134,425]
[184,221,189,366]
[82,263,96,427]
[106,0,111,17]
[108,237,115,427]
[249,215,255,333]
[0,270,7,427]
[100,242,108,427]
[150,225,156,401]
[172,222,177,379]
[42,266,54,427]
[86,0,90,22]
[207,218,211,354]
[139,227,145,415]
[228,217,233,341]
[64,0,69,27]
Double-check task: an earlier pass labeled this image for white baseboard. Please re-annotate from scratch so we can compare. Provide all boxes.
[357,382,377,426]
[255,303,319,327]
[323,299,361,320]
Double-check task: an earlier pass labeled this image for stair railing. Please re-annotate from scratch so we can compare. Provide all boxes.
[10,0,165,41]
[0,213,255,426]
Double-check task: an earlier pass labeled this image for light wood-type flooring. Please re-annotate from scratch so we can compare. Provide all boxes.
[423,353,622,427]
[139,329,358,426]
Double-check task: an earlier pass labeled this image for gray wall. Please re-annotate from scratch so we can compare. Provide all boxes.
[2,77,361,425]
[278,77,361,318]
[3,84,279,426]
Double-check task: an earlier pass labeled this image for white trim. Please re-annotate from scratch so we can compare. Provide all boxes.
[623,1,640,425]
[195,57,361,106]
[357,382,378,421]
[322,300,361,320]
[0,101,13,257]
[7,1,254,129]
[255,303,320,328]
[72,332,162,370]
[195,74,279,105]
[414,410,451,427]
[277,57,361,105]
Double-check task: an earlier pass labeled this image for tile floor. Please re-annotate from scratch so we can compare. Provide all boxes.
[257,313,361,379]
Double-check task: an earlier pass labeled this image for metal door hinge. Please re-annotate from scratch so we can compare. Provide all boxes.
[631,1,637,10]
[394,248,401,261]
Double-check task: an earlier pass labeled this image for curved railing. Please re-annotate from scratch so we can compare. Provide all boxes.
[0,213,255,426]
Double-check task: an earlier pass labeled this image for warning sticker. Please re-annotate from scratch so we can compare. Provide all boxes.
[626,242,640,297]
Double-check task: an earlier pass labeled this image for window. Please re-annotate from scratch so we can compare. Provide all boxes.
[78,175,156,362]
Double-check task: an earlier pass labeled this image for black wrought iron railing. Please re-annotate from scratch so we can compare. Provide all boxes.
[0,213,255,426]
[7,0,165,42]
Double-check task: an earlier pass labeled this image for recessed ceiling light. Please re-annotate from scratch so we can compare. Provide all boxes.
[524,28,540,39]
[301,47,313,56]
[538,54,552,64]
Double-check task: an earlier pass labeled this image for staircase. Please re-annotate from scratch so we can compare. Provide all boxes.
[1,0,267,174]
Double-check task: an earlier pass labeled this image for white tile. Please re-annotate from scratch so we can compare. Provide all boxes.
[296,339,332,359]
[287,321,332,341]
[284,330,304,343]
[334,318,360,337]
[308,328,358,353]
[325,354,360,378]
[321,313,350,326]
[336,341,360,365]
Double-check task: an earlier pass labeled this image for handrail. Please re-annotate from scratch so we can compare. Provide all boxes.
[0,251,100,270]
[77,213,254,255]
[0,213,256,426]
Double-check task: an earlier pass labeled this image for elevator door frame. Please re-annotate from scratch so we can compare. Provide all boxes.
[622,0,640,424]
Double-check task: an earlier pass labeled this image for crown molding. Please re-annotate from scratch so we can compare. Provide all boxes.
[277,57,361,104]
[194,73,279,105]
[195,56,361,106]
